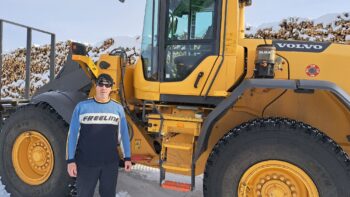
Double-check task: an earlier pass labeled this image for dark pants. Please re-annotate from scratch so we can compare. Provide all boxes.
[76,162,119,197]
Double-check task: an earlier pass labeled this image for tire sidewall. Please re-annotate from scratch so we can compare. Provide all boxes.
[0,105,71,197]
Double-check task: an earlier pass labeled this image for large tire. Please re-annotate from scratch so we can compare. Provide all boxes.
[0,103,72,197]
[204,118,350,197]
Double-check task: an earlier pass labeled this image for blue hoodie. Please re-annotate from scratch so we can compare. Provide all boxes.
[66,98,131,166]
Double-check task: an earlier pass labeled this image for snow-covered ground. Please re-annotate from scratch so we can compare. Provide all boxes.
[0,165,204,197]
[111,165,203,197]
[0,177,10,197]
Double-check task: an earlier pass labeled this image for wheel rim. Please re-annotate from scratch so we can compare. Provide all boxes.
[12,131,54,185]
[238,160,319,197]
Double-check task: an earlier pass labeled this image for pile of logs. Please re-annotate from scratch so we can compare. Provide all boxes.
[246,12,350,44]
[1,41,70,98]
[1,38,140,99]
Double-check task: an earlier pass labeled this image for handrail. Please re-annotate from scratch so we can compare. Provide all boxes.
[0,19,56,99]
[0,19,55,35]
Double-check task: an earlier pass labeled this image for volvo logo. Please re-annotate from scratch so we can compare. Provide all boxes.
[272,40,331,53]
[276,43,323,50]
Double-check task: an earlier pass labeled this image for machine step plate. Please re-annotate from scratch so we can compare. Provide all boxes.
[161,180,191,192]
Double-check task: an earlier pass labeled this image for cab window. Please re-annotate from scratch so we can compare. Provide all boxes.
[165,0,217,81]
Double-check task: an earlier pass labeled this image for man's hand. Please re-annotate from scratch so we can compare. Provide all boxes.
[67,162,77,177]
[124,161,132,172]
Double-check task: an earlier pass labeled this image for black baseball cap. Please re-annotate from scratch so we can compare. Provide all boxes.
[96,74,114,85]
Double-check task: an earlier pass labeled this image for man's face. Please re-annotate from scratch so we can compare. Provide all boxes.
[95,79,112,100]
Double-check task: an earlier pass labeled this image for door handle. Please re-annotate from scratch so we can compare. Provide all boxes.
[194,72,204,88]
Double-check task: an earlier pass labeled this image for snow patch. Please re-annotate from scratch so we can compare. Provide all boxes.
[346,35,350,41]
[93,36,141,50]
[313,13,339,26]
[0,177,10,197]
[115,191,131,197]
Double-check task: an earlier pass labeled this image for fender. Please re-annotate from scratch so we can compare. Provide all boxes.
[31,91,87,123]
[194,79,350,161]
[33,54,91,96]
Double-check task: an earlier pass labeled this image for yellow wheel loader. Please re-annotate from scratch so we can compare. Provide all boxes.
[1,0,350,196]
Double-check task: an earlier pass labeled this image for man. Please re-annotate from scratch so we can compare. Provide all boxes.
[66,73,132,197]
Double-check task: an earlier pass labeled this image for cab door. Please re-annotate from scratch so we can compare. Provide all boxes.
[159,0,222,104]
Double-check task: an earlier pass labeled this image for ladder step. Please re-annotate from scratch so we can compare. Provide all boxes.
[163,142,193,150]
[162,162,191,172]
[161,180,191,192]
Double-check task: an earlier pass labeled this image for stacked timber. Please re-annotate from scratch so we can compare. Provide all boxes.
[1,37,140,99]
[246,12,350,44]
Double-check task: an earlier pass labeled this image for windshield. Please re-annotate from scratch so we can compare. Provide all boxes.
[141,0,159,81]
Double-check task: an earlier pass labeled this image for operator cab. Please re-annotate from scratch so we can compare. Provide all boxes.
[141,0,219,82]
[136,0,252,104]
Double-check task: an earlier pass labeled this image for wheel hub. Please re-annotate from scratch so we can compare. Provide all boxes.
[238,160,319,197]
[12,131,54,185]
[258,179,293,197]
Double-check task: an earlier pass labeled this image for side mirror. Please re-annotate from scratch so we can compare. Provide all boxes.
[71,42,88,56]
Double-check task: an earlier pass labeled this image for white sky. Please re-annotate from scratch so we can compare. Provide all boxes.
[0,0,349,51]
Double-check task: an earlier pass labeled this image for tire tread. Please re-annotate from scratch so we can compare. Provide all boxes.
[203,117,350,194]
